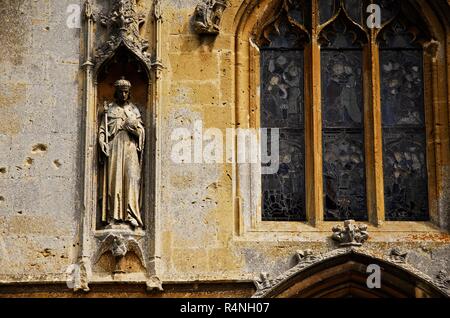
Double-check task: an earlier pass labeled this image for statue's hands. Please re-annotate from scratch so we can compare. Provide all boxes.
[100,140,110,157]
[124,118,139,132]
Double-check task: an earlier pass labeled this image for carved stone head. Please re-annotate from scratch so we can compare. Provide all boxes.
[114,77,132,104]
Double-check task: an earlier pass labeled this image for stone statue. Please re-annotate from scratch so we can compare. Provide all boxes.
[99,77,145,229]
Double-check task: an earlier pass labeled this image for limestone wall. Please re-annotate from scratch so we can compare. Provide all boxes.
[0,0,83,283]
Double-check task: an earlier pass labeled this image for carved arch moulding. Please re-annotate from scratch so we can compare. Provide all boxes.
[252,247,450,298]
[75,0,164,292]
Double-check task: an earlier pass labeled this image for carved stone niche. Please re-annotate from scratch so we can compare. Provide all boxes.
[77,0,161,292]
[193,0,229,35]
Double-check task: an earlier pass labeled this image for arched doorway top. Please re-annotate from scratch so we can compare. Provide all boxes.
[252,247,450,298]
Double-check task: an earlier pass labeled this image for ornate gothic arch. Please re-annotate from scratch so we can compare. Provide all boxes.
[252,247,450,298]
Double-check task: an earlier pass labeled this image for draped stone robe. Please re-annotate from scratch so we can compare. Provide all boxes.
[99,102,145,227]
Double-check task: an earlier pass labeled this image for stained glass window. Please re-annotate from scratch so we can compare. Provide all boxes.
[380,20,429,221]
[256,0,432,224]
[320,11,368,221]
[260,1,308,221]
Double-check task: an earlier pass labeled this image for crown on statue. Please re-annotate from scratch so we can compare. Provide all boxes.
[114,77,131,89]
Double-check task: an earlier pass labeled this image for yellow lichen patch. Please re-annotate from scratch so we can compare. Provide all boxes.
[0,83,26,135]
[169,53,219,82]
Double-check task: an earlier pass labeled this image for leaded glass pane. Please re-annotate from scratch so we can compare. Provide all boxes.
[260,6,306,221]
[379,21,422,49]
[262,130,305,221]
[261,50,304,128]
[373,0,401,25]
[323,131,367,220]
[320,17,366,49]
[321,51,363,128]
[382,131,428,221]
[260,1,309,50]
[261,49,305,221]
[321,48,366,221]
[380,51,424,127]
[380,48,429,221]
[319,0,339,25]
[343,0,364,26]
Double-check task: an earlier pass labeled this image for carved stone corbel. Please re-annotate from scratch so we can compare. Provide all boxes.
[193,0,229,35]
[389,247,408,264]
[94,233,146,274]
[331,220,369,247]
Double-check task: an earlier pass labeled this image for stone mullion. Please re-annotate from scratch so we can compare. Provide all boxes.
[306,0,324,226]
[365,29,385,226]
[424,41,444,228]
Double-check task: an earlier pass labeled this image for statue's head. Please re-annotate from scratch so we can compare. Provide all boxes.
[114,77,132,105]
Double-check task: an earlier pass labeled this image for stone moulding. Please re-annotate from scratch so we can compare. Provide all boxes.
[252,247,450,298]
[193,0,229,35]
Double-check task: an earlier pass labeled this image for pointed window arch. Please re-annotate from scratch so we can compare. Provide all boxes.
[235,0,449,234]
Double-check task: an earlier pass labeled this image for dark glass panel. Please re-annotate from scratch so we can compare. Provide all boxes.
[319,0,339,25]
[343,0,364,26]
[319,15,366,49]
[382,131,429,221]
[380,44,429,221]
[373,0,400,24]
[380,50,424,127]
[321,27,366,220]
[260,1,310,49]
[261,50,304,129]
[379,21,422,49]
[323,131,367,221]
[321,51,363,129]
[286,0,306,26]
[262,130,306,221]
[260,3,306,222]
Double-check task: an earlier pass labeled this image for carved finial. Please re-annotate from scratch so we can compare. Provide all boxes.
[389,247,408,263]
[84,0,93,19]
[95,0,151,68]
[255,272,271,290]
[332,220,369,247]
[153,0,162,21]
[436,270,450,290]
[295,249,317,264]
[193,0,229,35]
